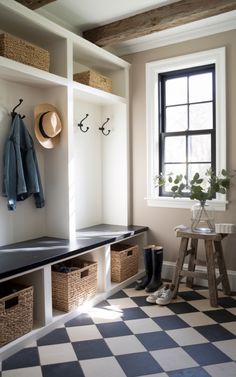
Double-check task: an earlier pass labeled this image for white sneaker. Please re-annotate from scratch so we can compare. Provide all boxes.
[156,284,175,305]
[146,284,165,304]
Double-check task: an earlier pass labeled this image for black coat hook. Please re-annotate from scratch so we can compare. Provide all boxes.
[11,98,25,119]
[99,118,110,136]
[78,114,89,133]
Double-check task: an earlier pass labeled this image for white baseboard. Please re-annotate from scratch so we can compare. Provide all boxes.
[162,261,236,293]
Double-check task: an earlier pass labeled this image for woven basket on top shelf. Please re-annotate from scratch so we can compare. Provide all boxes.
[0,32,50,71]
[111,244,139,283]
[52,258,97,312]
[0,283,34,347]
[73,70,112,93]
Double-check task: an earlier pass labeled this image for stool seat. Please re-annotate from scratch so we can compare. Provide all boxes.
[172,228,231,307]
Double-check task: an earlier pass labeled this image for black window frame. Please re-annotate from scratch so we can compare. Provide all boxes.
[158,64,216,197]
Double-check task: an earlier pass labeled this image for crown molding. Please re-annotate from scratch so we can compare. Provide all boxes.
[111,10,236,56]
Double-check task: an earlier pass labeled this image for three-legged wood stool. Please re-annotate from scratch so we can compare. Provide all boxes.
[172,228,231,307]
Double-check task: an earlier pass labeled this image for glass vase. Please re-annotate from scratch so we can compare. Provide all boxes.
[191,201,215,233]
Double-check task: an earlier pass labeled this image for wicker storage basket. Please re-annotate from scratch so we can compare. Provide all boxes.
[111,244,139,283]
[0,32,50,71]
[52,258,97,312]
[0,283,34,347]
[73,70,112,93]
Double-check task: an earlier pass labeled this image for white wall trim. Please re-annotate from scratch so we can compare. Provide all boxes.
[162,260,236,293]
[114,10,236,56]
[146,47,226,209]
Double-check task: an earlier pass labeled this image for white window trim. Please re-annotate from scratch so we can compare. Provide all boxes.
[146,47,227,210]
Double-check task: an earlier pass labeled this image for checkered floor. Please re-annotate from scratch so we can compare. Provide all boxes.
[1,282,236,377]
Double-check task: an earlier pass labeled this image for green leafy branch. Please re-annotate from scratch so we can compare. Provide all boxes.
[154,169,232,201]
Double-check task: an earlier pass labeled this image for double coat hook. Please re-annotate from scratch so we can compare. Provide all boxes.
[99,118,110,136]
[11,98,25,119]
[78,113,89,133]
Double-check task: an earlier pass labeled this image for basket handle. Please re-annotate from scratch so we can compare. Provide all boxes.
[4,296,18,310]
[127,250,133,256]
[81,269,89,278]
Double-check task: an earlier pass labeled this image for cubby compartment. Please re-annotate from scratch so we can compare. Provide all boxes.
[72,40,129,98]
[73,95,128,230]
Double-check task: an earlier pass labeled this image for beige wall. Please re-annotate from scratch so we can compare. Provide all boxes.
[124,30,236,270]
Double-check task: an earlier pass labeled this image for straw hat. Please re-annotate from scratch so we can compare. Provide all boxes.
[34,104,62,149]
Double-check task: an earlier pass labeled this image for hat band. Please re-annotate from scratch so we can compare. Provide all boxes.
[39,112,50,138]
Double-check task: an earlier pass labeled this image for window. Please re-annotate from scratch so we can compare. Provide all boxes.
[159,64,215,197]
[146,48,226,209]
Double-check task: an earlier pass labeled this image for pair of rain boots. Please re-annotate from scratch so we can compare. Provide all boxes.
[135,245,163,293]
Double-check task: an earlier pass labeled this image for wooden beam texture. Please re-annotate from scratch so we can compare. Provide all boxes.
[16,0,57,10]
[83,0,236,46]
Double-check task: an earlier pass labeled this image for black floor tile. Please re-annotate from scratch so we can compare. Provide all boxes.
[153,315,190,330]
[168,366,211,377]
[177,291,206,301]
[37,327,70,346]
[121,307,148,320]
[183,343,231,366]
[195,324,236,342]
[65,313,94,327]
[116,352,163,377]
[204,309,236,323]
[167,302,198,314]
[72,339,112,360]
[2,347,40,370]
[137,331,178,351]
[41,361,85,377]
[218,296,236,308]
[96,321,132,338]
[108,290,128,299]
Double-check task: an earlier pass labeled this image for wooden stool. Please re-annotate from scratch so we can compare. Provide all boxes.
[172,228,231,307]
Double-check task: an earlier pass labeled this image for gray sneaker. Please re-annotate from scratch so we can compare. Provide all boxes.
[156,284,175,305]
[146,284,166,304]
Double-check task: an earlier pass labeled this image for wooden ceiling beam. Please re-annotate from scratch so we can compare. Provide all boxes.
[83,0,236,47]
[15,0,57,10]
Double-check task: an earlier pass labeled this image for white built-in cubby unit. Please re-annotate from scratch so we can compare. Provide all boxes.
[0,0,147,361]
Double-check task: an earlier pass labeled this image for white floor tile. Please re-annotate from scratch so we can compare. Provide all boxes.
[123,288,149,297]
[125,318,162,334]
[38,343,77,365]
[227,307,236,316]
[2,366,43,377]
[80,356,126,377]
[107,297,138,309]
[204,362,236,377]
[141,305,174,318]
[105,335,146,355]
[188,299,222,312]
[197,289,226,299]
[221,321,236,335]
[66,324,102,342]
[166,327,208,346]
[87,307,123,323]
[151,347,198,371]
[177,284,193,292]
[213,339,236,360]
[178,312,216,327]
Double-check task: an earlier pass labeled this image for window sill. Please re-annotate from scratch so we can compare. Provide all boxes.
[146,197,227,211]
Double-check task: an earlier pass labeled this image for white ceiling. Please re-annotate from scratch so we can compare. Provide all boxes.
[37,0,179,33]
[36,0,236,56]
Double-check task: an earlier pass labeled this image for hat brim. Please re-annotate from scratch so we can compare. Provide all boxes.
[34,104,62,149]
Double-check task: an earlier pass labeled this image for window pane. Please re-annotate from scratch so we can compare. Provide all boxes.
[189,72,212,103]
[188,135,211,162]
[165,77,187,106]
[188,163,212,182]
[164,164,186,192]
[189,103,213,130]
[165,136,186,162]
[166,105,187,132]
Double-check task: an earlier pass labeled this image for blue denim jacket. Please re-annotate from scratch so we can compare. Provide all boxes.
[2,114,45,211]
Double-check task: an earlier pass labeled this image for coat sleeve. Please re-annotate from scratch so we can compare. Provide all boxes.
[2,140,17,210]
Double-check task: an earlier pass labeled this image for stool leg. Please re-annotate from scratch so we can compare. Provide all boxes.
[214,240,231,296]
[186,238,198,288]
[205,240,218,307]
[172,237,188,299]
